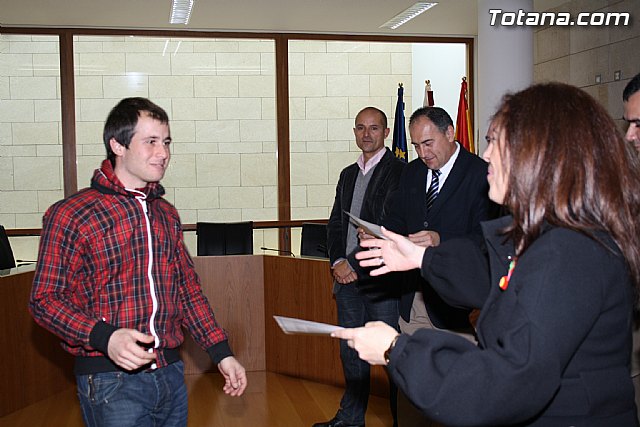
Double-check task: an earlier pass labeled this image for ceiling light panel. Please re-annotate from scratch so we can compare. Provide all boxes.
[170,0,195,25]
[380,2,438,30]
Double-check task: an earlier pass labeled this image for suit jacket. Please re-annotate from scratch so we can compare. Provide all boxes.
[327,148,405,281]
[382,146,498,327]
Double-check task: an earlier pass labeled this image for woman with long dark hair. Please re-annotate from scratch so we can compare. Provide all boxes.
[335,83,640,426]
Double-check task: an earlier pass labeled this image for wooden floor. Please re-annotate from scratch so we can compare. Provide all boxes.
[0,371,393,427]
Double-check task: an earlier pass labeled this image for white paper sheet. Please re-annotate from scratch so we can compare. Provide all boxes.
[273,315,343,336]
[345,211,387,240]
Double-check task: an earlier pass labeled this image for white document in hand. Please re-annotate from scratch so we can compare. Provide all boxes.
[345,211,387,240]
[273,315,343,336]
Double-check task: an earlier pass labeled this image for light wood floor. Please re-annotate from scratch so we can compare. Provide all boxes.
[0,371,393,427]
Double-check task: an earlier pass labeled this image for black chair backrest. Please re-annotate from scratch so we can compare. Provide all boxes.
[0,225,16,269]
[224,222,254,255]
[196,222,253,256]
[300,223,328,258]
[196,222,226,256]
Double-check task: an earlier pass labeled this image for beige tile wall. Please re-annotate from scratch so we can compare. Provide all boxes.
[1,36,413,259]
[288,40,412,220]
[73,36,277,237]
[0,35,63,237]
[534,0,640,127]
[71,36,279,254]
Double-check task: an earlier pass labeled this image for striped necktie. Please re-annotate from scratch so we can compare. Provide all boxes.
[426,169,441,212]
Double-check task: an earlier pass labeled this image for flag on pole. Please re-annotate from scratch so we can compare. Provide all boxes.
[455,77,474,153]
[392,83,408,162]
[423,79,434,107]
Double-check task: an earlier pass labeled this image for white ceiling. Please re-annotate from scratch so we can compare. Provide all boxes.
[0,0,481,37]
[0,1,564,38]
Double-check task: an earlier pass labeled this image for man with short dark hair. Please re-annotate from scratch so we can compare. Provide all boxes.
[316,106,405,427]
[382,106,497,426]
[30,97,246,427]
[623,72,640,153]
[384,106,494,338]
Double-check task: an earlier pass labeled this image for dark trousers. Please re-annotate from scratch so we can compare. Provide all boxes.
[335,281,399,425]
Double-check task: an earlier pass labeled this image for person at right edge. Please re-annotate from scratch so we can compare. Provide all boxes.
[379,106,498,426]
[624,72,640,423]
[342,82,640,426]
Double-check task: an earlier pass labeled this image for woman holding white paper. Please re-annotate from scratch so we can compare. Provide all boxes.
[333,83,640,426]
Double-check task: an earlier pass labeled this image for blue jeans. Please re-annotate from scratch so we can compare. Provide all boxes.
[76,361,188,427]
[335,281,399,425]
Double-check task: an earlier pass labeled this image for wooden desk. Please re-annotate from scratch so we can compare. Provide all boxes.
[183,255,389,395]
[181,255,266,374]
[1,255,388,418]
[263,255,389,396]
[0,266,75,417]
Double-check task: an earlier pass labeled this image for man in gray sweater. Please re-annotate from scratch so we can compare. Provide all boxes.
[317,106,405,427]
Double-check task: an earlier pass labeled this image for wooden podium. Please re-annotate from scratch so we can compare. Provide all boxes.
[0,266,75,417]
[1,255,389,417]
[183,255,389,395]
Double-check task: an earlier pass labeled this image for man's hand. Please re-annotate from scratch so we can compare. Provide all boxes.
[331,259,357,284]
[107,328,157,371]
[407,230,440,248]
[218,356,247,396]
[357,227,374,240]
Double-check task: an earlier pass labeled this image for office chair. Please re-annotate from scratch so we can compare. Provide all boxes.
[223,221,254,255]
[300,222,328,258]
[196,221,253,256]
[0,225,16,270]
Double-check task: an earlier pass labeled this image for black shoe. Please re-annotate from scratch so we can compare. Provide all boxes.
[312,416,365,427]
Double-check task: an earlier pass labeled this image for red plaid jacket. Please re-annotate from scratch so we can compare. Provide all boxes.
[30,160,231,372]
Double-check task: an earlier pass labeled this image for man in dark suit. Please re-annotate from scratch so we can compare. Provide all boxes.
[315,107,405,427]
[382,106,496,426]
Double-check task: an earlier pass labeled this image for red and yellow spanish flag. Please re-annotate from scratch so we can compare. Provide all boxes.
[455,77,474,153]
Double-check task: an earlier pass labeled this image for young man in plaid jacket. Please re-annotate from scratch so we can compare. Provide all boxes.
[30,97,246,427]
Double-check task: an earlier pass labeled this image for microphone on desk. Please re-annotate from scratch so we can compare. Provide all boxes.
[15,260,37,267]
[260,247,295,257]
